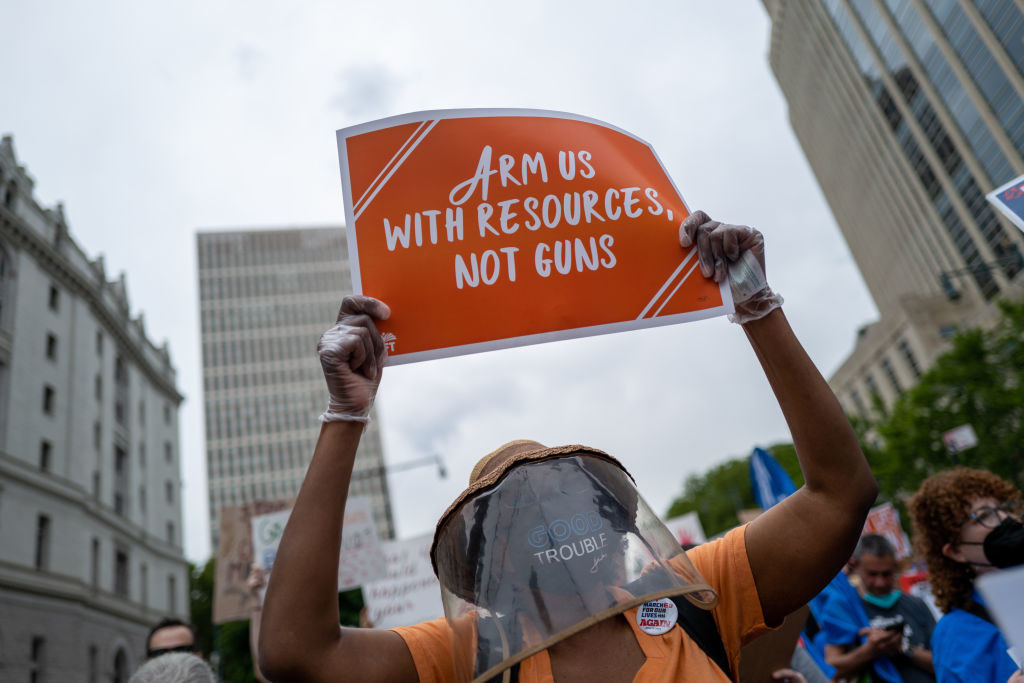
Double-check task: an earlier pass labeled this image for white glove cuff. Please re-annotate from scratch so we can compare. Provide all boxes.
[728,288,784,325]
[319,409,372,424]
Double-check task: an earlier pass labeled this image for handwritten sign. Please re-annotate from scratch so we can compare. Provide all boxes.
[863,503,912,560]
[214,499,292,624]
[251,508,291,603]
[250,496,386,594]
[336,496,387,590]
[362,534,444,629]
[336,108,732,364]
[987,173,1024,232]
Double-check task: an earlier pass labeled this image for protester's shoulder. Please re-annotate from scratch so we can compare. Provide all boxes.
[687,524,748,577]
[933,606,990,645]
[390,615,475,682]
[391,615,455,641]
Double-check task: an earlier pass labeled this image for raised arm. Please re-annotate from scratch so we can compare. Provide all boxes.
[680,212,878,626]
[258,296,418,682]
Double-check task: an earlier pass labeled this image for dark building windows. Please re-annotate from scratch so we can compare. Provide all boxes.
[34,515,51,570]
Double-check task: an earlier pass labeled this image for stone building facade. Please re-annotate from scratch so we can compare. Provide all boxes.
[0,136,188,681]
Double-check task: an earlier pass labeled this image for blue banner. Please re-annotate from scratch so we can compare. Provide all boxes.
[749,447,796,510]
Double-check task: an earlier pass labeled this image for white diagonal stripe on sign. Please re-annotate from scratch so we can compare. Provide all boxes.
[354,119,439,221]
[636,249,697,319]
[651,260,700,318]
[353,119,430,213]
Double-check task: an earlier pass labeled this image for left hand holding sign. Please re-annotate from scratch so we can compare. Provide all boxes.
[679,210,783,325]
[318,295,391,423]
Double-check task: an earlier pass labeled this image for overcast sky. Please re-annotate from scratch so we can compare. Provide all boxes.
[2,1,877,562]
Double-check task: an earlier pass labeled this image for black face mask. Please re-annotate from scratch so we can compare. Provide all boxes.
[982,517,1024,569]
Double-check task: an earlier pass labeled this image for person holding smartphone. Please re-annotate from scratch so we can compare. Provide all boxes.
[822,534,935,682]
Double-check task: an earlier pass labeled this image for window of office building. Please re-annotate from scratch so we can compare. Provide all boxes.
[34,515,51,570]
[114,446,128,516]
[91,538,100,586]
[113,648,128,683]
[168,574,178,613]
[47,284,59,311]
[114,548,129,597]
[88,644,99,683]
[29,636,46,683]
[864,373,883,405]
[42,384,55,415]
[114,354,128,425]
[898,339,922,377]
[39,441,51,471]
[881,357,902,394]
[45,333,57,361]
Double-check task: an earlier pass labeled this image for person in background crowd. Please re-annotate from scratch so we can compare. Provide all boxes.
[145,617,199,659]
[908,468,1024,683]
[822,534,935,682]
[257,212,881,682]
[129,652,216,683]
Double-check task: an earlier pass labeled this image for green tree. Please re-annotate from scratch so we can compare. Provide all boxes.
[665,443,803,536]
[867,299,1024,504]
[189,559,215,658]
[187,557,366,682]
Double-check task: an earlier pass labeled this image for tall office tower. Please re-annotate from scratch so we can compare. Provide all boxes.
[762,0,1024,416]
[0,136,188,680]
[197,227,393,547]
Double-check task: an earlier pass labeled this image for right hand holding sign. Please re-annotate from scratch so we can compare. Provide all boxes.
[678,210,784,324]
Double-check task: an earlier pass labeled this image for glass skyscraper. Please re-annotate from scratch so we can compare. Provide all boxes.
[762,0,1024,416]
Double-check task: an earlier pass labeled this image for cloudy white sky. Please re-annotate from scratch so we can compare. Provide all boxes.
[2,1,877,562]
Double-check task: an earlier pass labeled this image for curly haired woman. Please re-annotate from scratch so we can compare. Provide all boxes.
[908,467,1024,683]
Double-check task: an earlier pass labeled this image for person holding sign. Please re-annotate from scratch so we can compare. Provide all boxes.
[258,212,879,682]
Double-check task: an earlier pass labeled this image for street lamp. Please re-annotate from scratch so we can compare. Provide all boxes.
[384,453,447,479]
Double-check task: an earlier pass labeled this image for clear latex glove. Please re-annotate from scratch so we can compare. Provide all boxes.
[317,295,390,423]
[678,210,784,324]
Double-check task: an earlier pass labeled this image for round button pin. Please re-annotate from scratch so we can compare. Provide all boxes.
[636,598,678,635]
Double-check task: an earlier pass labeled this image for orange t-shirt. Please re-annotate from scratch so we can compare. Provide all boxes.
[392,523,770,682]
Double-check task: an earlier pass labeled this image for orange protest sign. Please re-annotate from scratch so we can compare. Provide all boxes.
[337,109,732,364]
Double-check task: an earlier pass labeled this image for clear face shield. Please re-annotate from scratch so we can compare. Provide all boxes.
[431,446,717,682]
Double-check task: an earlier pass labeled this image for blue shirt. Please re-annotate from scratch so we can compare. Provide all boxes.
[931,591,1017,683]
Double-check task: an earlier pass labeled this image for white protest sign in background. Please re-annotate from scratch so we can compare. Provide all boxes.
[336,496,388,590]
[662,512,707,547]
[362,533,444,628]
[251,496,387,596]
[977,565,1024,667]
[251,508,291,603]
